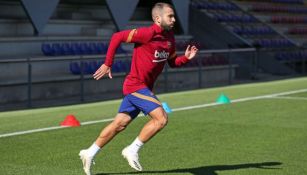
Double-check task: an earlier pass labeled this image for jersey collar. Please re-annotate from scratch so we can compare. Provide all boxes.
[152,23,164,34]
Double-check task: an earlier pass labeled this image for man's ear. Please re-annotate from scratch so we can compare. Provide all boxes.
[155,15,161,24]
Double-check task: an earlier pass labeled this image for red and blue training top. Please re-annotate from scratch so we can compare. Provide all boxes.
[104,23,189,95]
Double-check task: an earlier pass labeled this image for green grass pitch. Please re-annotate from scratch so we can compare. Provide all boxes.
[0,77,307,175]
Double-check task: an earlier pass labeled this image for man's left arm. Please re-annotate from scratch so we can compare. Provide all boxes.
[167,45,198,68]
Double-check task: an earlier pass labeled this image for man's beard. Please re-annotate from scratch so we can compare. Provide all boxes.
[161,21,173,31]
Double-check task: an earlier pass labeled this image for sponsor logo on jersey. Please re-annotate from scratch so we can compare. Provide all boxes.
[154,50,169,59]
[153,50,169,63]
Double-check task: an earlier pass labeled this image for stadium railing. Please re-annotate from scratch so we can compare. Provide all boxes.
[1,47,306,110]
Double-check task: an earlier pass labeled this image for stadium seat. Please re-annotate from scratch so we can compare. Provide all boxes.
[116,60,125,72]
[111,61,120,73]
[116,45,127,54]
[62,43,73,55]
[89,43,99,54]
[41,43,54,56]
[80,43,91,55]
[69,62,81,75]
[192,1,238,11]
[240,0,304,4]
[96,43,108,54]
[202,56,213,66]
[52,43,64,56]
[253,39,294,48]
[288,27,307,34]
[88,61,99,74]
[71,43,82,55]
[69,61,91,75]
[80,61,90,74]
[41,42,112,56]
[122,59,131,72]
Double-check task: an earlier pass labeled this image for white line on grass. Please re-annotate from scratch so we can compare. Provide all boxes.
[0,126,66,138]
[269,96,307,101]
[1,88,307,138]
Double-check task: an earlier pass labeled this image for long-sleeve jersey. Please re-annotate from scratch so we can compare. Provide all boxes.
[104,23,189,95]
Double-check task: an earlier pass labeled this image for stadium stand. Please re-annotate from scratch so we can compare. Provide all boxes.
[234,0,307,45]
[0,0,306,111]
[190,0,306,79]
[41,42,124,56]
[232,0,307,69]
[1,0,216,110]
[192,0,298,48]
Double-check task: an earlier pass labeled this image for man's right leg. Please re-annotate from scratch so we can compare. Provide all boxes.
[95,113,132,147]
[79,113,132,175]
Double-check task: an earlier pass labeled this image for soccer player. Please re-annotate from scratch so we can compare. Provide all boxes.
[79,2,198,175]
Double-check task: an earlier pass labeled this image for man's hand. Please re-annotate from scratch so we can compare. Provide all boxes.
[185,45,198,60]
[93,64,113,80]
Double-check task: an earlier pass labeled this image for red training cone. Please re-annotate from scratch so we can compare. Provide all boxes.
[60,114,81,127]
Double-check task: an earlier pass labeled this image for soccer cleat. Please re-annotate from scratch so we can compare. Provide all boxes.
[121,147,143,171]
[79,149,95,175]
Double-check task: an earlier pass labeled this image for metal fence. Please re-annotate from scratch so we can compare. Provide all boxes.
[1,47,306,111]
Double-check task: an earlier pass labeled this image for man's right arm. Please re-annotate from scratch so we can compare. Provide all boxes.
[104,27,154,67]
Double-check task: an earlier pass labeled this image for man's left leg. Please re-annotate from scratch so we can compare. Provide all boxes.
[122,107,168,171]
[138,107,168,142]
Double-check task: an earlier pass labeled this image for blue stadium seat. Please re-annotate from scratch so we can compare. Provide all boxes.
[80,43,91,55]
[69,62,81,74]
[97,60,104,67]
[41,43,54,56]
[96,43,108,54]
[116,60,125,72]
[196,1,238,11]
[80,61,90,74]
[62,43,73,55]
[111,61,120,73]
[116,45,127,54]
[89,43,99,54]
[43,42,111,56]
[70,61,91,74]
[52,43,64,56]
[71,43,82,55]
[122,59,131,72]
[88,61,99,74]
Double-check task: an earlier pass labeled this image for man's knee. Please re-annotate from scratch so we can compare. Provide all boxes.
[154,113,168,130]
[160,116,168,128]
[114,122,127,132]
[112,113,131,132]
[149,107,168,129]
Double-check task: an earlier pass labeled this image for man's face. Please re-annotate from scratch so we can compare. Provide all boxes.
[160,6,176,31]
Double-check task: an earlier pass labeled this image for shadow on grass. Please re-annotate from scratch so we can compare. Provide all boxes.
[96,161,282,175]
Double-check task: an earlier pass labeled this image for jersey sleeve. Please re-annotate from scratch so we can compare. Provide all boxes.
[167,52,189,68]
[167,42,190,68]
[104,27,154,67]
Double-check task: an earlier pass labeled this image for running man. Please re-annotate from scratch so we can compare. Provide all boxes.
[79,2,198,175]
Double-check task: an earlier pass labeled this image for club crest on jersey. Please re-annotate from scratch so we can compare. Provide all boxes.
[153,50,169,63]
[167,41,172,48]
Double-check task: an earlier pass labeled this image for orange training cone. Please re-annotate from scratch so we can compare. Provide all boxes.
[60,114,81,127]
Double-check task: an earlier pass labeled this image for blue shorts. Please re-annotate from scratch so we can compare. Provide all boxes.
[118,88,162,119]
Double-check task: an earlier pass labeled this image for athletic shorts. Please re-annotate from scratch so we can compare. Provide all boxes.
[118,88,162,119]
